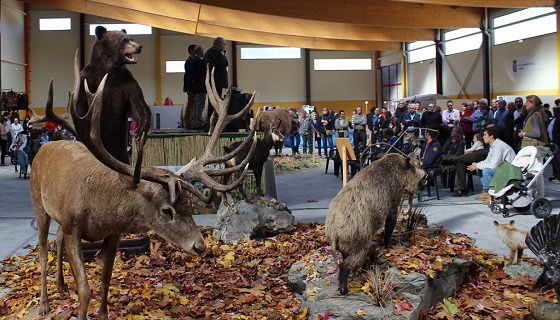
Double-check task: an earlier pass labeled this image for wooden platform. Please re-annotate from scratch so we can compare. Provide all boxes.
[132,132,252,167]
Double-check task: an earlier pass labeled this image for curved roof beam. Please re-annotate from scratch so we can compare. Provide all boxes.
[197,0,484,29]
[388,0,555,8]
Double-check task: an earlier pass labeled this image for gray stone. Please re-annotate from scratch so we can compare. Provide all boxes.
[535,301,560,320]
[288,248,471,320]
[213,199,294,243]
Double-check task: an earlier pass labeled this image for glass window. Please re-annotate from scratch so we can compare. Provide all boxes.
[493,8,556,45]
[444,28,482,55]
[408,41,435,63]
[379,63,402,102]
[39,18,71,31]
[240,47,301,59]
[89,24,152,35]
[314,59,372,71]
[165,61,185,73]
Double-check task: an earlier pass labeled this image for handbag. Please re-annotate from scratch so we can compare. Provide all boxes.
[325,129,333,135]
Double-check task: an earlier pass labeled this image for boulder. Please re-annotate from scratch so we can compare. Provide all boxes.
[213,199,295,243]
[288,247,471,319]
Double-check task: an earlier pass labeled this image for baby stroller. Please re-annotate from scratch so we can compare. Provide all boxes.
[488,144,557,218]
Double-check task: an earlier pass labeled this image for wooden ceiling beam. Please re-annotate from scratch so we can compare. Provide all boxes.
[388,0,555,8]
[197,24,403,51]
[88,0,436,42]
[198,0,484,29]
[24,0,403,51]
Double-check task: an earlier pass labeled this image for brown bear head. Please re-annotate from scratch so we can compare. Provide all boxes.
[91,26,143,69]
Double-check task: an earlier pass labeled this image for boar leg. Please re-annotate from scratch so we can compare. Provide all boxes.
[338,259,351,295]
[383,212,398,248]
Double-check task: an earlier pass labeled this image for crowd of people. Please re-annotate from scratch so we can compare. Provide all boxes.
[0,111,74,175]
[279,94,556,204]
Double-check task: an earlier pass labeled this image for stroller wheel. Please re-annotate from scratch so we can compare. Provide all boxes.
[531,197,552,219]
[501,208,510,218]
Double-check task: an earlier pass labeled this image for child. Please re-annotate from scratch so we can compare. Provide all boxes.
[465,133,484,154]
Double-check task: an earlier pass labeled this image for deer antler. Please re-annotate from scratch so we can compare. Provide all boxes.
[69,64,257,203]
[28,50,80,136]
[177,65,258,185]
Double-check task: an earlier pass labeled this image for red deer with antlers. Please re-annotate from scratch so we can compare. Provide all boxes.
[253,108,297,155]
[29,62,256,320]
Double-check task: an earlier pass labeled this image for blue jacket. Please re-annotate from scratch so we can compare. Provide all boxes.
[421,139,443,166]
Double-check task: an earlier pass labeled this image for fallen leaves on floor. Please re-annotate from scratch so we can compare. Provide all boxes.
[271,155,323,174]
[0,222,556,319]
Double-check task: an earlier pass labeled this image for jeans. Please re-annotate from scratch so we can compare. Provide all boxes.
[301,133,311,153]
[291,133,301,153]
[480,168,495,190]
[320,133,333,156]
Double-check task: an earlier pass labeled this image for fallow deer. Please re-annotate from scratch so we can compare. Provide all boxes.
[30,61,257,320]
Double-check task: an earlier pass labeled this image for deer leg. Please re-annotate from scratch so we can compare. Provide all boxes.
[221,173,232,206]
[36,212,51,317]
[98,235,121,320]
[56,225,67,294]
[255,165,264,196]
[64,234,91,320]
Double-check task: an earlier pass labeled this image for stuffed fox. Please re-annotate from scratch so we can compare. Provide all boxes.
[494,220,529,265]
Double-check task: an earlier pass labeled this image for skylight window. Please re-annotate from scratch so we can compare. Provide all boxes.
[39,18,71,31]
[314,59,371,71]
[241,47,301,59]
[444,28,482,55]
[493,8,556,45]
[89,24,152,35]
[165,61,185,73]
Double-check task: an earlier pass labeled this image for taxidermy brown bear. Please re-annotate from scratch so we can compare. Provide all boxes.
[75,26,151,164]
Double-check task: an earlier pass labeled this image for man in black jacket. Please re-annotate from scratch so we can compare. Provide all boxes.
[203,37,228,127]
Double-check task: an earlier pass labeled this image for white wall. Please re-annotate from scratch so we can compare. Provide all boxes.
[407,61,436,96]
[443,49,483,98]
[237,46,305,104]
[492,33,557,97]
[310,50,375,102]
[1,0,25,93]
[28,10,80,107]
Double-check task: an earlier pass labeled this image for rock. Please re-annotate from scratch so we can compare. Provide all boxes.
[213,199,295,243]
[288,247,471,320]
[535,301,560,320]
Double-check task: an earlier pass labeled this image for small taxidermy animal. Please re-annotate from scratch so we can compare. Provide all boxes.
[494,220,528,265]
[525,214,560,301]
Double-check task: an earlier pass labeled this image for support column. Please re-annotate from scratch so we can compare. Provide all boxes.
[401,43,407,98]
[481,17,491,99]
[232,40,237,88]
[435,30,443,95]
[305,48,311,105]
[79,13,85,70]
[557,6,560,97]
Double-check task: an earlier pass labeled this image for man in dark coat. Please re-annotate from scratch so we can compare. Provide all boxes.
[203,37,228,125]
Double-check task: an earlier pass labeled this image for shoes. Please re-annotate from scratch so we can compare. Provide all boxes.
[0,164,8,166]
[474,191,490,201]
[549,176,557,181]
[551,179,560,184]
[482,198,491,205]
[451,190,468,197]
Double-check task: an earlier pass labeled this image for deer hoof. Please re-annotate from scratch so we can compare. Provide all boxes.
[40,310,49,317]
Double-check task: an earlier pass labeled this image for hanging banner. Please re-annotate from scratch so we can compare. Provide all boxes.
[512,55,536,77]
